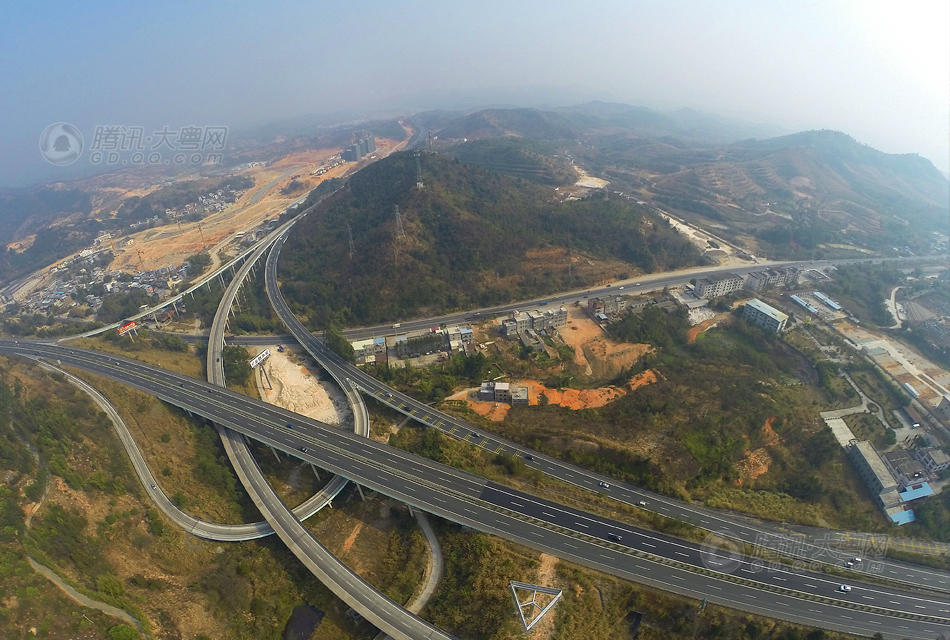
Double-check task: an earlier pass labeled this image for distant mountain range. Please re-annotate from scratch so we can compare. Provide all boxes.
[418,105,949,258]
[416,101,785,144]
[2,101,946,290]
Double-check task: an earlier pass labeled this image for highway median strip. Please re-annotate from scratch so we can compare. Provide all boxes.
[482,501,950,626]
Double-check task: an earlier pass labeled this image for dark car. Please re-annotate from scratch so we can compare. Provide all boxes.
[299,446,308,453]
[286,423,294,430]
[523,453,534,461]
[607,533,622,542]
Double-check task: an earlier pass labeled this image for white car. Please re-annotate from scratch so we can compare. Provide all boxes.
[599,481,610,488]
[838,585,852,593]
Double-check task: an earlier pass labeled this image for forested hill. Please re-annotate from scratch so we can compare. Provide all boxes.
[278,152,702,328]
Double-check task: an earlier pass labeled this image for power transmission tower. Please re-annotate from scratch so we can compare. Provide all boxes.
[394,205,406,241]
[415,151,424,190]
[346,222,355,258]
[425,130,434,152]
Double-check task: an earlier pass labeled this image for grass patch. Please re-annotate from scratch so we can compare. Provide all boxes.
[69,370,255,524]
[423,519,864,640]
[843,413,887,448]
[0,355,372,640]
[74,331,204,379]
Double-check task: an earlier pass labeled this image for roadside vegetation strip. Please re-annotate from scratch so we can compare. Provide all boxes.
[26,556,149,636]
[487,503,950,626]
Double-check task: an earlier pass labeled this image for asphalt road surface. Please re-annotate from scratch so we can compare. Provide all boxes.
[4,340,947,640]
[260,238,950,597]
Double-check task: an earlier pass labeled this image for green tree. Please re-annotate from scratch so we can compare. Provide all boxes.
[324,324,355,362]
[221,346,252,386]
[107,624,139,640]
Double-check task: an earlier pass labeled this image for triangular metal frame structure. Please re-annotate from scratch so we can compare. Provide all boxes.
[510,580,563,632]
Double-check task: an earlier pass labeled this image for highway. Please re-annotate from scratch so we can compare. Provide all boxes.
[329,256,942,341]
[5,341,946,639]
[31,360,274,541]
[261,239,950,596]
[200,218,448,640]
[204,216,353,536]
[61,191,314,340]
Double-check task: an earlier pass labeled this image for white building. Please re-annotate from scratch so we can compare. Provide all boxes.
[694,272,744,298]
[742,298,788,333]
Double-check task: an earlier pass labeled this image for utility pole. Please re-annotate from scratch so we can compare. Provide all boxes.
[197,222,207,250]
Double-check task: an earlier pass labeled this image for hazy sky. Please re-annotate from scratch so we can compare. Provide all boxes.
[2,0,948,186]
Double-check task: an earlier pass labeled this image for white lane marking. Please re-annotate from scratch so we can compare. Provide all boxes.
[642,542,656,549]
[674,552,689,558]
[575,522,589,528]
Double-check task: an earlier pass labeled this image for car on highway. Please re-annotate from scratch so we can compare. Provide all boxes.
[618,285,624,290]
[838,585,852,593]
[286,423,294,430]
[607,533,622,542]
[523,453,533,461]
[599,481,610,488]
[299,446,308,453]
[150,483,157,489]
[637,500,647,507]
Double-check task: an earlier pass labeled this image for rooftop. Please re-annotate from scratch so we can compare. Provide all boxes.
[852,441,898,491]
[707,271,742,282]
[898,482,934,502]
[746,298,789,323]
[922,448,950,465]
